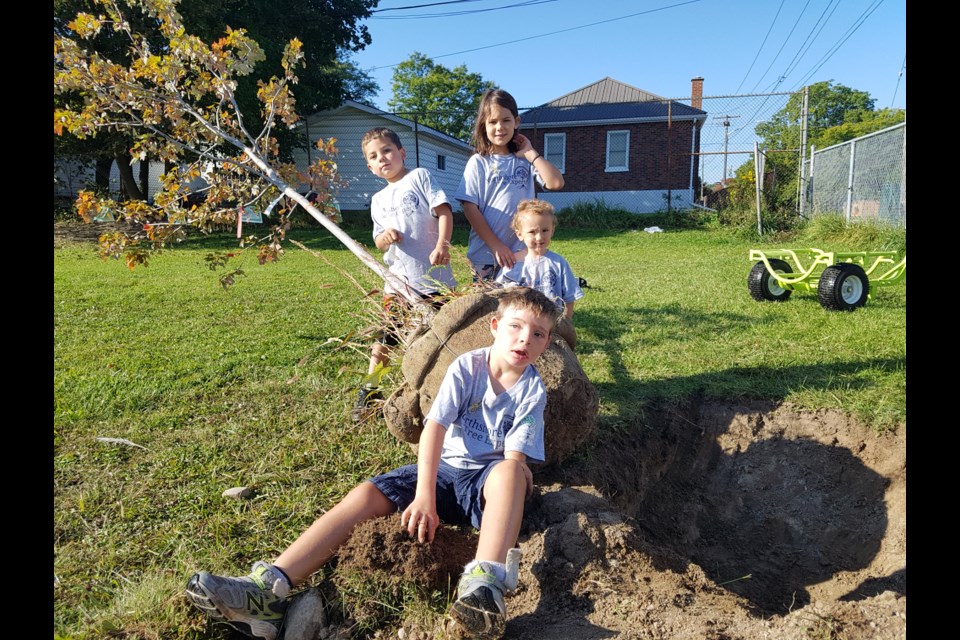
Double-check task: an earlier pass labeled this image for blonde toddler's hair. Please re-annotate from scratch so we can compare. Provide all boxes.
[511,198,557,234]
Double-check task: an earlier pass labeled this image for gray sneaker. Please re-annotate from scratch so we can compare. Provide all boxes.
[185,561,290,640]
[449,561,508,639]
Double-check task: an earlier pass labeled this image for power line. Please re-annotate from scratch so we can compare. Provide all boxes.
[791,0,887,91]
[776,0,842,85]
[372,0,558,19]
[890,55,905,108]
[735,0,785,95]
[372,0,486,13]
[367,0,704,70]
[749,0,813,94]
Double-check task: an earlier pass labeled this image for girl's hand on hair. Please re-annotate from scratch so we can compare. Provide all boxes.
[512,133,534,159]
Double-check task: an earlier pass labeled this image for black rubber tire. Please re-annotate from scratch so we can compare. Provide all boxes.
[817,263,869,311]
[748,259,793,302]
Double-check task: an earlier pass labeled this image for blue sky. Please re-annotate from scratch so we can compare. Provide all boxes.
[350,0,906,112]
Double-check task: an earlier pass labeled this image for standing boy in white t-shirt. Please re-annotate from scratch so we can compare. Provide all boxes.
[496,198,584,319]
[352,127,457,421]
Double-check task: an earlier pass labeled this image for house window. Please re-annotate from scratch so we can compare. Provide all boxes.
[543,133,566,173]
[436,154,446,171]
[605,130,629,172]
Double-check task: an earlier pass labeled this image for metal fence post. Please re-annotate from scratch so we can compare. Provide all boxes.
[845,139,856,222]
[754,141,763,235]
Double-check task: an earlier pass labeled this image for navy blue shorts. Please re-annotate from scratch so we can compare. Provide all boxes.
[369,460,500,530]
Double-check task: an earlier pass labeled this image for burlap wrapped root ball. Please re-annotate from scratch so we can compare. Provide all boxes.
[383,289,598,466]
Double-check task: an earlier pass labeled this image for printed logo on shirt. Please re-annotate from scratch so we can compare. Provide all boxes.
[400,192,419,217]
[487,165,529,189]
[514,414,537,445]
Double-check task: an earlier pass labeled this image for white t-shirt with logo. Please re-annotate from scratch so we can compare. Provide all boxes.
[496,250,584,313]
[455,154,545,268]
[371,168,457,295]
[426,347,547,470]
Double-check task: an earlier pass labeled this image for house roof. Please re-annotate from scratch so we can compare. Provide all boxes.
[519,77,707,128]
[302,100,473,151]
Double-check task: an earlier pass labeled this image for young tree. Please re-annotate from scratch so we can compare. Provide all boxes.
[54,0,379,203]
[54,0,415,300]
[387,52,495,141]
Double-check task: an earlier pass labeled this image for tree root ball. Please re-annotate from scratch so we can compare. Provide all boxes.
[384,289,598,466]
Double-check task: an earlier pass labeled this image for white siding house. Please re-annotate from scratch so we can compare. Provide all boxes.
[294,101,474,212]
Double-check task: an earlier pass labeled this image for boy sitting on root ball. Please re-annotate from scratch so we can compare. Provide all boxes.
[186,286,561,640]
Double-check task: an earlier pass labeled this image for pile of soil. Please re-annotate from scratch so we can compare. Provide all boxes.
[326,399,906,640]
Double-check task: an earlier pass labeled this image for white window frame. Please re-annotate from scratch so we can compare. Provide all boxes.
[543,133,566,174]
[436,154,446,171]
[605,130,630,172]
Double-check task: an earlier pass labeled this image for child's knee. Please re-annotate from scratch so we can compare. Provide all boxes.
[488,459,527,492]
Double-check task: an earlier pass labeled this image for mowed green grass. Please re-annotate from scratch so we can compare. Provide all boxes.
[53,218,905,639]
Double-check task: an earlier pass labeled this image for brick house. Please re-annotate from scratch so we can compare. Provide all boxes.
[519,77,708,213]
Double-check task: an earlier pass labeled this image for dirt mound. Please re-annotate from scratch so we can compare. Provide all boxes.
[300,399,906,639]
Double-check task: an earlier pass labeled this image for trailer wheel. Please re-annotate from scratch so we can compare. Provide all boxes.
[818,263,869,311]
[748,259,793,302]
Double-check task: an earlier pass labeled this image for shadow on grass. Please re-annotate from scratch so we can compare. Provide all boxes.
[573,304,903,417]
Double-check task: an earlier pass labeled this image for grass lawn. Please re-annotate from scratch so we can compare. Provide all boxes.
[53,216,905,639]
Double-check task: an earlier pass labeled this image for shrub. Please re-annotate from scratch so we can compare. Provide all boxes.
[798,213,906,253]
[556,200,717,231]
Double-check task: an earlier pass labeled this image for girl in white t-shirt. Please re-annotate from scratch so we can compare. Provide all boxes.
[455,89,564,281]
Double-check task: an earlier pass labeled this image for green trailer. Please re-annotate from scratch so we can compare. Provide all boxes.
[747,248,906,311]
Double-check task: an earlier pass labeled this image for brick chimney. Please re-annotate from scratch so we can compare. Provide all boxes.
[691,77,703,110]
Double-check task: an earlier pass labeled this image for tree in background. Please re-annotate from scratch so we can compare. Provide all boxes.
[741,80,906,214]
[755,80,903,152]
[387,52,495,141]
[54,0,379,202]
[54,0,416,300]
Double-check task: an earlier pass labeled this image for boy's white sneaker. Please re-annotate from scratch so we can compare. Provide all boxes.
[449,561,508,639]
[185,561,290,640]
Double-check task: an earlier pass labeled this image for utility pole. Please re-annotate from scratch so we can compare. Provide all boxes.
[713,114,740,182]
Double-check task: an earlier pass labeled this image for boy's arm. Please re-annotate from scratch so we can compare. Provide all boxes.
[401,418,445,543]
[429,203,453,266]
[462,201,517,269]
[504,450,534,498]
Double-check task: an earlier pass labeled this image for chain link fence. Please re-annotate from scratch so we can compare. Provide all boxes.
[801,122,906,228]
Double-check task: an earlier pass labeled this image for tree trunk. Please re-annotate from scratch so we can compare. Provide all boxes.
[95,157,113,191]
[115,152,145,201]
[138,158,150,200]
